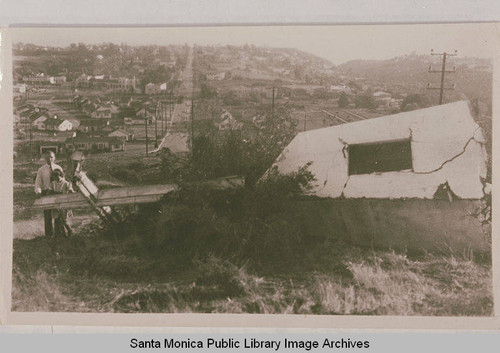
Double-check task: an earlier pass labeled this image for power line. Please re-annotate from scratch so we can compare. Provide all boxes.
[427,49,457,105]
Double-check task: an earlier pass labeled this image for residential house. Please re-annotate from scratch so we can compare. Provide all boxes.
[82,102,97,116]
[50,76,67,84]
[65,136,125,153]
[14,84,27,93]
[91,107,112,119]
[66,118,81,130]
[206,72,226,81]
[15,104,33,115]
[145,83,158,95]
[79,119,110,134]
[32,114,50,130]
[44,117,73,132]
[22,75,66,84]
[75,74,93,88]
[329,84,350,93]
[124,116,151,125]
[135,106,156,119]
[108,129,135,141]
[373,91,392,106]
[144,82,167,95]
[39,141,64,155]
[22,74,52,84]
[75,74,136,92]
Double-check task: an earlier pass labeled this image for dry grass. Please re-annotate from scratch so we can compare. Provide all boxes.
[12,243,492,315]
[11,269,73,312]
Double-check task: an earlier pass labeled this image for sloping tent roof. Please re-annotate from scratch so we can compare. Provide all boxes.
[272,101,487,199]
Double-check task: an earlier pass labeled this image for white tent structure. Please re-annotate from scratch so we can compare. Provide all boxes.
[273,101,487,200]
[270,101,490,254]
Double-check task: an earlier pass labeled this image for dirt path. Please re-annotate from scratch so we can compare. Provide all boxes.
[14,214,98,240]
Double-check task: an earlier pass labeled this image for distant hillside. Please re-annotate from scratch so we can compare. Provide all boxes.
[195,45,336,85]
[336,54,493,111]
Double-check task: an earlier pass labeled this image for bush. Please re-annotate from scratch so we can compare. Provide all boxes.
[400,94,432,112]
[110,166,141,183]
[354,95,377,109]
[118,163,316,269]
[338,92,349,108]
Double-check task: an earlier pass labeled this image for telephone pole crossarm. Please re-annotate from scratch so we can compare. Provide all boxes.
[427,50,457,105]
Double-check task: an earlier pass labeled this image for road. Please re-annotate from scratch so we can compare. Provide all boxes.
[152,45,194,153]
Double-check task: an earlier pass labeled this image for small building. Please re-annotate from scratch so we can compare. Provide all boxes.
[22,74,52,84]
[144,82,167,95]
[32,115,49,130]
[91,107,112,119]
[16,104,33,115]
[206,72,226,81]
[145,83,158,95]
[50,76,67,84]
[44,117,73,132]
[373,91,392,106]
[66,118,81,130]
[79,119,110,133]
[329,84,350,93]
[82,102,97,116]
[124,116,151,125]
[108,129,135,141]
[22,75,66,85]
[65,136,125,153]
[14,84,27,93]
[135,107,156,118]
[39,141,63,155]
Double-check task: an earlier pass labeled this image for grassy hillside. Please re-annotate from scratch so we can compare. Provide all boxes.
[337,54,493,110]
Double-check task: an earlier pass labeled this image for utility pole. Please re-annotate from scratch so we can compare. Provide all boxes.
[145,117,149,155]
[154,107,158,148]
[160,102,164,136]
[428,49,457,105]
[29,127,33,160]
[169,101,173,128]
[190,97,194,151]
[272,86,275,115]
[164,102,168,136]
[304,110,307,132]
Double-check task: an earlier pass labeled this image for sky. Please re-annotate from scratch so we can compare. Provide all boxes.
[8,23,499,65]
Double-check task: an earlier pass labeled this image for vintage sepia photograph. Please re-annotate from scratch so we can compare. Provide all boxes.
[7,24,495,318]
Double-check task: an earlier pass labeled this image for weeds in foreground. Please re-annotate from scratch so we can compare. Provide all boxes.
[12,238,493,316]
[11,161,492,315]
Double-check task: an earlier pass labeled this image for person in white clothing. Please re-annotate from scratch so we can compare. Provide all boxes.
[34,151,63,237]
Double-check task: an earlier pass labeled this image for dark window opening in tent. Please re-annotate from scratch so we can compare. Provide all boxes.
[348,139,413,175]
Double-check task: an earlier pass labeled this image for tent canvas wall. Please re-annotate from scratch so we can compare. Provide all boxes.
[273,101,487,200]
[270,101,490,255]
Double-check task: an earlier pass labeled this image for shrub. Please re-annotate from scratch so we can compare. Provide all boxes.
[118,163,317,269]
[110,166,140,183]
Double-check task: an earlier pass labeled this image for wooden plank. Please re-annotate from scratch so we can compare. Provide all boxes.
[33,184,179,210]
[33,193,89,209]
[33,176,244,210]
